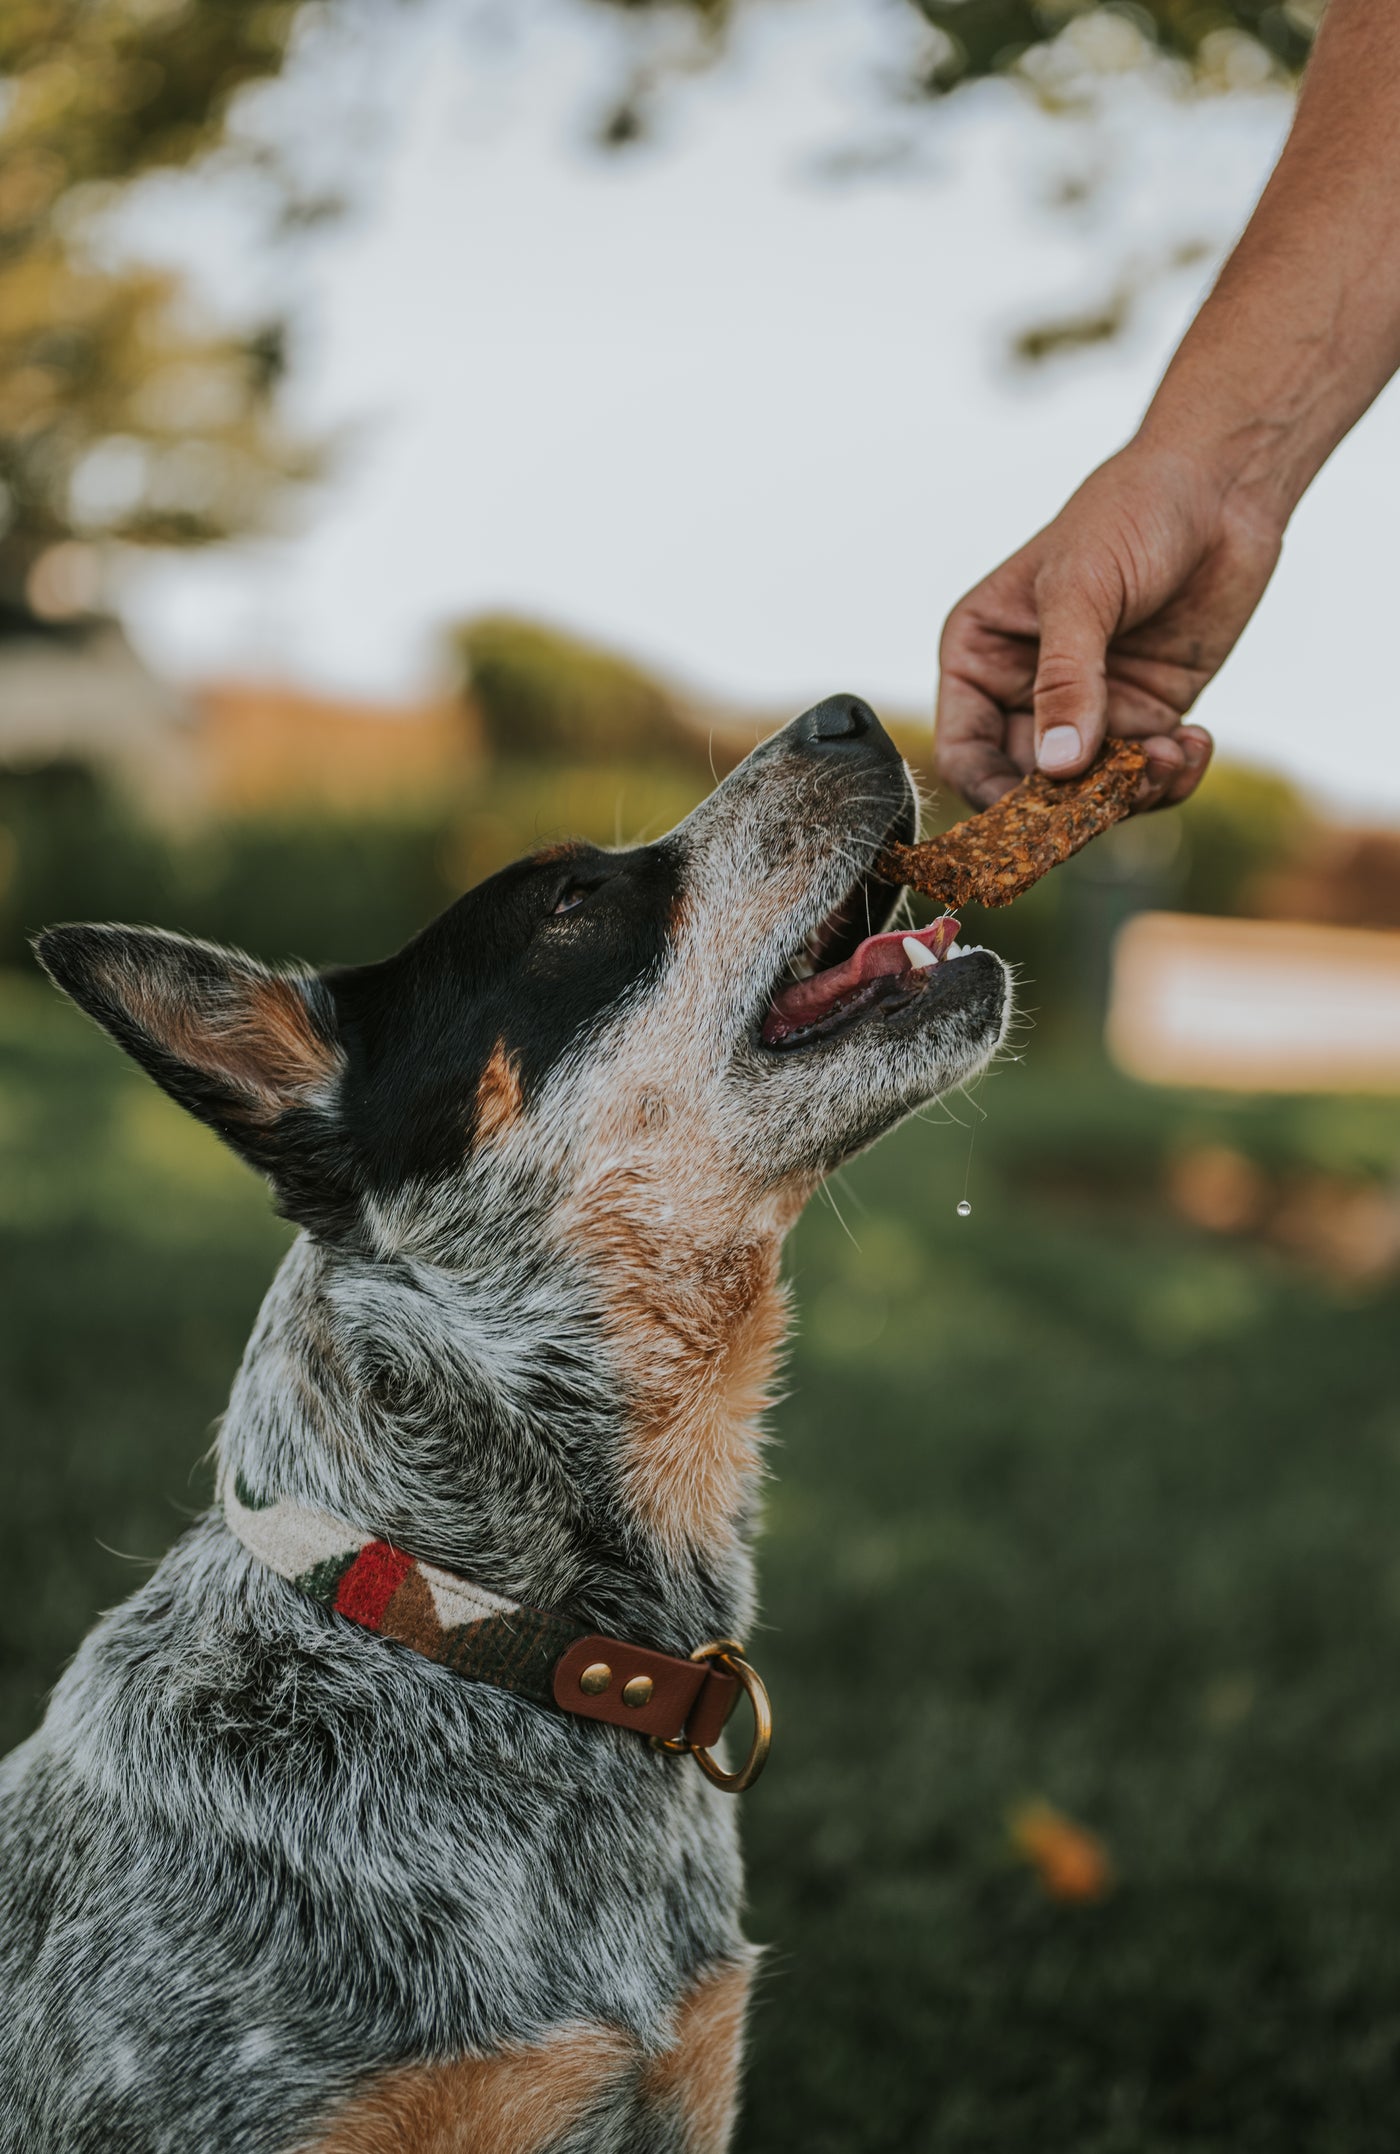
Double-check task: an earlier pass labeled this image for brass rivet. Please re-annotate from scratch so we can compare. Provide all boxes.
[622,1674,654,1708]
[579,1662,612,1696]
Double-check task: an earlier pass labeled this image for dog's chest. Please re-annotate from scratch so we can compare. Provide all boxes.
[0,1523,749,2152]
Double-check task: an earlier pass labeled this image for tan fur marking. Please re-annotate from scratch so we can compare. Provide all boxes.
[474,1041,524,1143]
[643,1960,753,2153]
[565,1167,788,1555]
[241,978,343,1102]
[123,970,340,1121]
[299,2020,637,2154]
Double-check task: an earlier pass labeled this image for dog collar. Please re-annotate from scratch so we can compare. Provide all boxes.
[219,1472,771,1792]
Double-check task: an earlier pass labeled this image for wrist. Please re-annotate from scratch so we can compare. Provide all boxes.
[1133,266,1389,532]
[1132,384,1311,536]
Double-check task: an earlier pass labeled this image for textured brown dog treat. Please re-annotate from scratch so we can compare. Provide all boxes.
[879,737,1148,908]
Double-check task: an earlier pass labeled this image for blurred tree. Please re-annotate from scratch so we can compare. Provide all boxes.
[0,0,316,619]
[455,613,712,767]
[586,0,1323,144]
[584,0,1324,360]
[1175,757,1315,918]
[908,0,1319,96]
[0,0,1328,628]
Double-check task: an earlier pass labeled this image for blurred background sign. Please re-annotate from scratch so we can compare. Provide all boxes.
[1109,913,1400,1092]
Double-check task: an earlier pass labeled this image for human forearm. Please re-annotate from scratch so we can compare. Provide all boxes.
[935,0,1400,808]
[1138,0,1400,524]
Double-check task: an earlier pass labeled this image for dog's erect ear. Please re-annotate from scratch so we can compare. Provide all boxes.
[35,924,346,1176]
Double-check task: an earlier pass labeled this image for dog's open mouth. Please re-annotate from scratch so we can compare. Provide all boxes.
[761,866,966,1052]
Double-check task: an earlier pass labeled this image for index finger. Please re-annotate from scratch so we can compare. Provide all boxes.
[934,666,1022,809]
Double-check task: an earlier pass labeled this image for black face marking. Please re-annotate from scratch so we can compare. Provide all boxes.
[328,838,686,1193]
[34,698,1007,1242]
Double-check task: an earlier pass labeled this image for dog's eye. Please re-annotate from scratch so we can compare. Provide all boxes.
[553,886,589,917]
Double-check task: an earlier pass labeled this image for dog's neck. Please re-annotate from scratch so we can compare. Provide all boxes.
[216,1206,791,1655]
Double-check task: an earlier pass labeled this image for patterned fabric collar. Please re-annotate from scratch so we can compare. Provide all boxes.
[222,1470,580,1708]
[218,1471,757,1779]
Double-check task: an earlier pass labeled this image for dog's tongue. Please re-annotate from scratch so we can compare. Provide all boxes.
[764,916,960,1044]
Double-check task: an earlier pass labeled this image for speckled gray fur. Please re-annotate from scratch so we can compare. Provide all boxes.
[0,705,1010,2151]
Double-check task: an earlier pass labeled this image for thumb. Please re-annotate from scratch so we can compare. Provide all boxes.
[1032,574,1114,776]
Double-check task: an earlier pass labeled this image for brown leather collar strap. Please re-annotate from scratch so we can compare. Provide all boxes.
[219,1472,768,1786]
[553,1634,738,1749]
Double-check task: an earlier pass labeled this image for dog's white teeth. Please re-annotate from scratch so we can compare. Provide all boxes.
[946,940,964,960]
[903,936,938,971]
[790,952,816,981]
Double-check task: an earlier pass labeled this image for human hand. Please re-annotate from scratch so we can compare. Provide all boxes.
[935,440,1286,811]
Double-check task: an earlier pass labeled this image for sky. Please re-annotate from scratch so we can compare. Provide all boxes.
[115,0,1400,818]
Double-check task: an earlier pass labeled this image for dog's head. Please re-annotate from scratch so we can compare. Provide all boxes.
[38,697,1006,1241]
[39,699,1009,1558]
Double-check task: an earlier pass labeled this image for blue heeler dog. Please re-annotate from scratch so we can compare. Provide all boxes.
[0,698,1009,2152]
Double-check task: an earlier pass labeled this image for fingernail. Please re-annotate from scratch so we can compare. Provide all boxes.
[1038,726,1080,772]
[1180,735,1207,765]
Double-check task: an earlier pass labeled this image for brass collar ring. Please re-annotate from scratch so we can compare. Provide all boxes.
[653,1638,773,1794]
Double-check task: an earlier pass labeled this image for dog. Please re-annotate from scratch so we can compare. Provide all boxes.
[0,696,1008,2152]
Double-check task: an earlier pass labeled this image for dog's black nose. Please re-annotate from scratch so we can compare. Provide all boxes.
[791,694,885,747]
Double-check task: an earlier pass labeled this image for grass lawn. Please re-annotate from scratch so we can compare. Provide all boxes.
[2,975,1399,2149]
